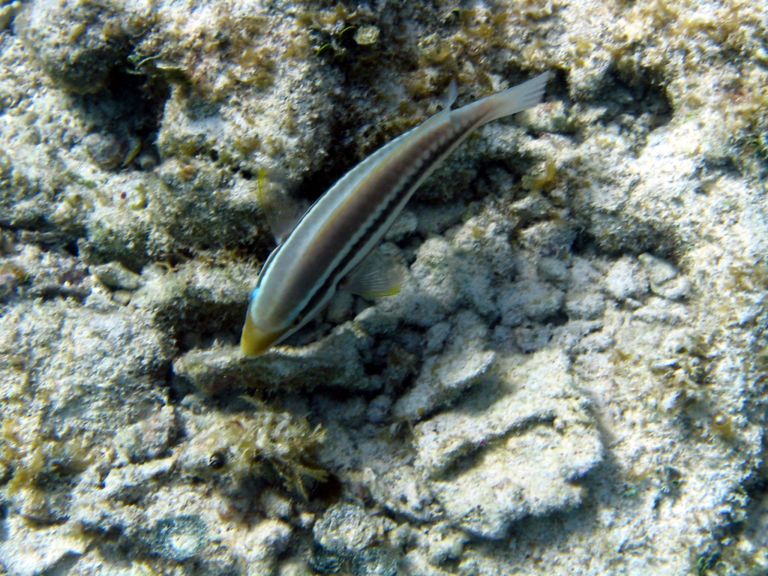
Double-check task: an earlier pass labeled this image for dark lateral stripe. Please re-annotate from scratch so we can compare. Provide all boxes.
[294,122,468,324]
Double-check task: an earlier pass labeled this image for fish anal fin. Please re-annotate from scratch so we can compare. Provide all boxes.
[344,249,405,299]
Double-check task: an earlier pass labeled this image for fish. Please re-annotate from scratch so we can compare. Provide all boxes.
[241,72,551,356]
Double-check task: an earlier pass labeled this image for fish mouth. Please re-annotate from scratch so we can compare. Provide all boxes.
[240,314,281,356]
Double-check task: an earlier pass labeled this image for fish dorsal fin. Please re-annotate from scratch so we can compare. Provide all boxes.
[441,79,458,110]
[343,247,405,299]
[419,80,459,131]
[255,168,307,243]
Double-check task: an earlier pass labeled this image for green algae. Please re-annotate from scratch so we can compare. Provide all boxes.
[181,404,327,499]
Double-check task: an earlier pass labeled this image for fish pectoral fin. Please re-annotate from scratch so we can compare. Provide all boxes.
[255,168,308,243]
[343,248,405,299]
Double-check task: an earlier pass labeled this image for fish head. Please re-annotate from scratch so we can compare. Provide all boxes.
[240,288,283,356]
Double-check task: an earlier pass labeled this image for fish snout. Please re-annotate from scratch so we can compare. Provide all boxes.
[240,313,282,356]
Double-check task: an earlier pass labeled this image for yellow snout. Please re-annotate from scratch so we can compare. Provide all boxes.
[240,313,281,356]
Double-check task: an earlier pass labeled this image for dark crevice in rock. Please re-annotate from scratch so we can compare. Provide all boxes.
[74,65,169,173]
[596,67,673,131]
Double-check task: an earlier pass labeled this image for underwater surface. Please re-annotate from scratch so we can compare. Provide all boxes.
[0,0,766,574]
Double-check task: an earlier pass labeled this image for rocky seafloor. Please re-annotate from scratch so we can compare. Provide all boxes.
[0,0,766,574]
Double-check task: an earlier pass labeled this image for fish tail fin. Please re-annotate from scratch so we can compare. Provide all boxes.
[480,71,551,124]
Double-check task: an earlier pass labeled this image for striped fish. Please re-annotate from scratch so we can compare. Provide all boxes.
[241,72,551,355]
